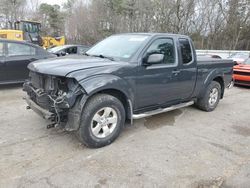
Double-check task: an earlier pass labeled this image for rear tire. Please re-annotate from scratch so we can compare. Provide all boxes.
[196,81,221,112]
[77,94,125,148]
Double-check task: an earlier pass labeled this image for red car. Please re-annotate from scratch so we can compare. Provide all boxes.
[233,58,250,86]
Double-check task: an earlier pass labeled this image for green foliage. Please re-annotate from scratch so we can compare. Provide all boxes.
[39,3,64,36]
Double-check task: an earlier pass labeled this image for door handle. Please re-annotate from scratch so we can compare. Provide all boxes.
[172,70,181,75]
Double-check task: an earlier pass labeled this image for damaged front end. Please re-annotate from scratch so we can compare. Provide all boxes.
[23,71,85,130]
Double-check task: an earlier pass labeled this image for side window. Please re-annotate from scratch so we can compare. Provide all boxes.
[65,48,71,54]
[66,47,77,54]
[7,43,36,56]
[146,38,175,64]
[179,38,193,64]
[0,42,4,56]
[72,47,77,54]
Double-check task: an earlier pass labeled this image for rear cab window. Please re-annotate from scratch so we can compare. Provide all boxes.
[7,43,36,56]
[179,38,193,64]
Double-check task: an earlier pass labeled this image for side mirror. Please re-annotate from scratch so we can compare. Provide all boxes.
[143,53,164,65]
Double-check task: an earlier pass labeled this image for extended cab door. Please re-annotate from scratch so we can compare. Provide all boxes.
[136,37,183,109]
[5,42,38,82]
[135,37,197,110]
[176,38,197,99]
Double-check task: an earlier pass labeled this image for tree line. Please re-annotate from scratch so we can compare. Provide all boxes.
[0,0,250,50]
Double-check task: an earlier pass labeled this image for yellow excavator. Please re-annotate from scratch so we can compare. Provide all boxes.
[0,20,65,48]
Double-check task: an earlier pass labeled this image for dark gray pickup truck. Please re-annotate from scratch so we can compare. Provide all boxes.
[23,33,234,148]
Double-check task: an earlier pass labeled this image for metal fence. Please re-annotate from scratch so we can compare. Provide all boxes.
[196,50,250,59]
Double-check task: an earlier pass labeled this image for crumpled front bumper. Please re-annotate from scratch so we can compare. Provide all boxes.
[25,96,55,120]
[23,79,86,131]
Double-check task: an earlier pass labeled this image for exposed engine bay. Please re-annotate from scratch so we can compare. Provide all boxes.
[23,71,84,129]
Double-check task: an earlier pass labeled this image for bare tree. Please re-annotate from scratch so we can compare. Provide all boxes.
[2,0,250,50]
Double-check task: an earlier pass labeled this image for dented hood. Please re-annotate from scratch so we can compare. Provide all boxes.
[28,55,122,77]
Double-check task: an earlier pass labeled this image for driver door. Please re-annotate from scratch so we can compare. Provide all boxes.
[136,37,181,109]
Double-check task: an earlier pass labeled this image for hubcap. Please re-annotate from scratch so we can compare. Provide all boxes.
[208,88,219,106]
[91,107,118,138]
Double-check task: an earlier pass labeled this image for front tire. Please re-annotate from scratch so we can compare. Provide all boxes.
[196,81,221,112]
[77,94,125,148]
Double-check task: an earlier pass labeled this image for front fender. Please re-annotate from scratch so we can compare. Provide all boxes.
[65,75,134,131]
[78,74,135,102]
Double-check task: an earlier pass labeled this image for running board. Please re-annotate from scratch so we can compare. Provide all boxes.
[132,101,194,119]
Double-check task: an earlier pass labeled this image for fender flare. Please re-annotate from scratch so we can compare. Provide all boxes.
[65,75,135,131]
[198,69,224,98]
[78,74,134,101]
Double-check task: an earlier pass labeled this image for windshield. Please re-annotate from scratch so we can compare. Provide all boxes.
[86,34,150,61]
[243,58,250,65]
[23,22,40,33]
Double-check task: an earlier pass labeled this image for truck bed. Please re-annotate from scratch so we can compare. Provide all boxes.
[193,57,234,99]
[197,57,234,67]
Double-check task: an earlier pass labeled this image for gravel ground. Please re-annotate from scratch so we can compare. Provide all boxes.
[0,85,250,188]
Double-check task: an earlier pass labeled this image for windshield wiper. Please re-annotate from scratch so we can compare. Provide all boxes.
[83,53,115,61]
[91,54,115,61]
[96,54,114,61]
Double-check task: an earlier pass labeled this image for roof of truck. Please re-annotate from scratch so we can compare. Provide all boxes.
[116,33,190,38]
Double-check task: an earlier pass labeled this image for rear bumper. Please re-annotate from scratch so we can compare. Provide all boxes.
[25,96,55,120]
[233,74,250,86]
[233,74,250,81]
[234,80,250,86]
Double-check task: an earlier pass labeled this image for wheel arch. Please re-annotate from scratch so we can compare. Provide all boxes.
[65,75,134,131]
[213,76,225,99]
[78,75,134,121]
[93,88,132,120]
[198,69,225,99]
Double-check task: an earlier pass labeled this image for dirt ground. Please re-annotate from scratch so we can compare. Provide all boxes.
[0,85,250,188]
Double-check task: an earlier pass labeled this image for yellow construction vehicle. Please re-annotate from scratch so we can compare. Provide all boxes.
[0,20,65,48]
[0,30,23,41]
[42,36,66,49]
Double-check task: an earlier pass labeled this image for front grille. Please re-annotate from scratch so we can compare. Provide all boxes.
[28,72,58,111]
[30,71,44,89]
[25,83,54,111]
[233,71,250,76]
[30,71,59,91]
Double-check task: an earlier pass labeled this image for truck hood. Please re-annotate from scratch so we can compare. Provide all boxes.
[28,56,123,77]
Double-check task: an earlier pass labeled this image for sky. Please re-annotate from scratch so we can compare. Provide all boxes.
[39,0,68,6]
